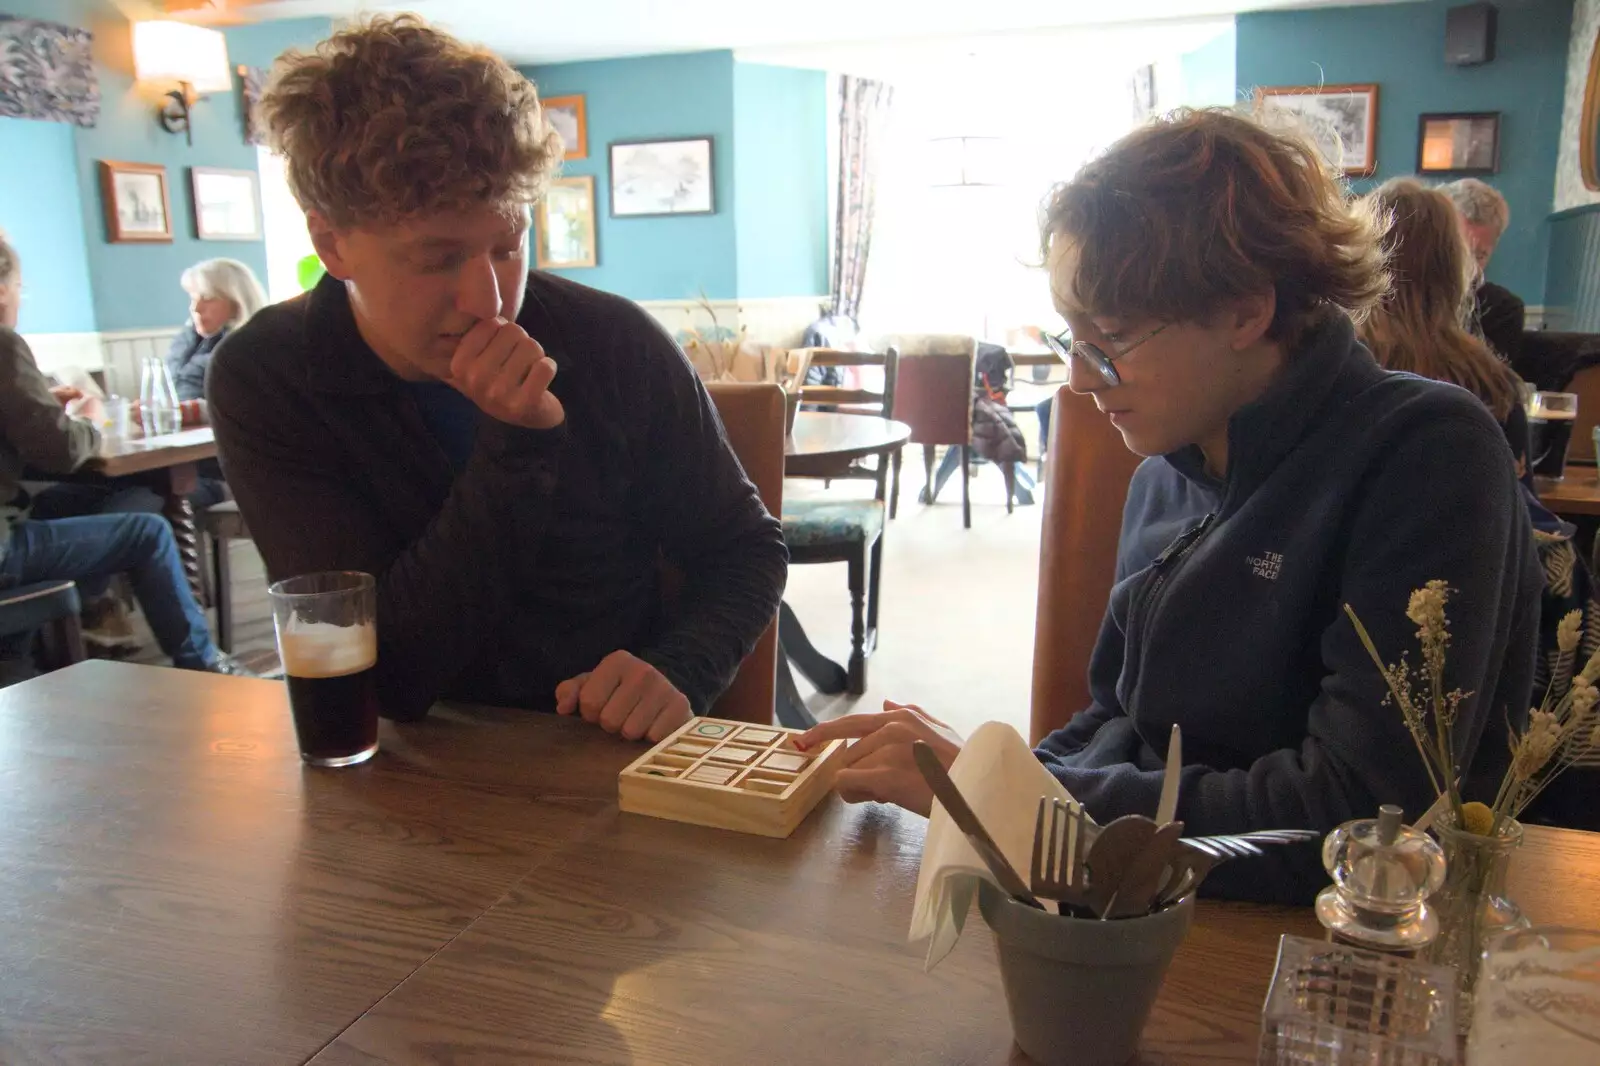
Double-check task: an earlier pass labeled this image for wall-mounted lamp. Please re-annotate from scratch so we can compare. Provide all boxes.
[132,21,231,147]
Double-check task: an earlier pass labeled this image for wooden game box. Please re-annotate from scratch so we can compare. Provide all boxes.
[618,718,847,838]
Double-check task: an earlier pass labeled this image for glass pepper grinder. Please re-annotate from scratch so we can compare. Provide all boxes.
[1314,804,1447,956]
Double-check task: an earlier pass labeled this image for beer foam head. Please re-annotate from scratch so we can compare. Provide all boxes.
[278,619,376,678]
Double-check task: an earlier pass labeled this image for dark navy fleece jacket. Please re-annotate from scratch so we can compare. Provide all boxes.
[1034,315,1540,904]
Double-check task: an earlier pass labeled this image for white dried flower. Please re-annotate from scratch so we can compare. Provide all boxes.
[1407,582,1449,643]
[1578,647,1600,686]
[1511,710,1564,782]
[1558,610,1584,654]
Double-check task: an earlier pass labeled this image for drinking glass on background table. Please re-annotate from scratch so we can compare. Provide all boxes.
[102,396,132,442]
[1527,391,1579,481]
[1468,926,1600,1065]
[268,571,380,767]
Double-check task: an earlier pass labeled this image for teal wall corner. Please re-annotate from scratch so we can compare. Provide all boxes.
[733,63,830,300]
[524,51,740,302]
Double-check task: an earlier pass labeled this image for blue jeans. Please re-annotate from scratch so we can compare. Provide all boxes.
[0,514,217,669]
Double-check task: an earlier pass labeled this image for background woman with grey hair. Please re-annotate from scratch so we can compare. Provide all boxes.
[167,258,267,401]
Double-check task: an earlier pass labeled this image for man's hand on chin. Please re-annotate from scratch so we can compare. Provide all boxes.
[555,650,692,742]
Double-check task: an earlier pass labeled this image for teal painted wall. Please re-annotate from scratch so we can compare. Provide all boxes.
[0,2,329,332]
[525,51,740,301]
[0,118,95,333]
[1179,28,1238,108]
[733,63,829,299]
[1237,0,1572,305]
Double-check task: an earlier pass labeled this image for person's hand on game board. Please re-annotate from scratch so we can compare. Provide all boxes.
[794,701,964,816]
[556,650,692,743]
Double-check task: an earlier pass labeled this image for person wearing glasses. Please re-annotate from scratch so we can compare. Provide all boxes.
[796,109,1539,904]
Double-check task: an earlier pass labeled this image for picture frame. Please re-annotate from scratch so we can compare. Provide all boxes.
[1254,84,1380,176]
[1416,112,1500,176]
[609,136,715,217]
[543,94,587,160]
[190,166,262,241]
[535,175,597,269]
[99,160,172,243]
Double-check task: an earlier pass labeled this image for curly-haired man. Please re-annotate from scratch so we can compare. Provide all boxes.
[209,16,786,738]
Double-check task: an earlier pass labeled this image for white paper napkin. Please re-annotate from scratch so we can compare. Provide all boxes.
[910,721,1079,970]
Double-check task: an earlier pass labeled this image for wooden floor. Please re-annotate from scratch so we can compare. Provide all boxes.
[122,452,1046,739]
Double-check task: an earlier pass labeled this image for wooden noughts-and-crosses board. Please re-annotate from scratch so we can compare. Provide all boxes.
[618,718,847,838]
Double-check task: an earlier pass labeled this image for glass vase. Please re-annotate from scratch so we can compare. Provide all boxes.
[1423,812,1529,1034]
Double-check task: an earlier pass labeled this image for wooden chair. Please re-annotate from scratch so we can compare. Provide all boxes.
[1028,384,1144,745]
[0,580,87,676]
[892,337,977,527]
[780,354,896,693]
[701,382,785,723]
[199,502,251,653]
[1567,363,1600,465]
[794,347,900,500]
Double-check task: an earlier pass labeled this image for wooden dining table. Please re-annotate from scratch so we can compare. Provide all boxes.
[1536,467,1600,518]
[5,660,1597,1065]
[36,426,220,600]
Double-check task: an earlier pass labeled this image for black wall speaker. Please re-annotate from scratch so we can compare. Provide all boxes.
[1445,2,1497,66]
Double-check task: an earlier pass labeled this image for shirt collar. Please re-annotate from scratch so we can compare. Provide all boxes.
[1163,313,1383,507]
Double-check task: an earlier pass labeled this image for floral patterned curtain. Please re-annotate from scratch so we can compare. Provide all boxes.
[0,16,99,127]
[829,76,894,324]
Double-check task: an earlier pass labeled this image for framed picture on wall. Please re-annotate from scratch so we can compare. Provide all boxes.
[609,136,715,217]
[1254,84,1380,176]
[535,175,597,268]
[99,160,172,243]
[543,94,587,160]
[1416,112,1500,175]
[191,167,263,240]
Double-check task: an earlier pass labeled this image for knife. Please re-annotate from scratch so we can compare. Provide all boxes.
[911,741,1043,909]
[1155,723,1182,826]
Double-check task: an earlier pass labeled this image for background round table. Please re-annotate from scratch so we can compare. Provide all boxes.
[785,412,911,477]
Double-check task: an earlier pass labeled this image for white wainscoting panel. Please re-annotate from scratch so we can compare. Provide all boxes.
[17,331,104,382]
[640,296,827,348]
[100,328,181,397]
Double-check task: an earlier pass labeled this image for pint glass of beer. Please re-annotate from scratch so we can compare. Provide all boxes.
[1527,391,1579,481]
[268,571,379,767]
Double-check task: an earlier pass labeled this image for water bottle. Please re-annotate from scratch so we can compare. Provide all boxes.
[139,355,180,437]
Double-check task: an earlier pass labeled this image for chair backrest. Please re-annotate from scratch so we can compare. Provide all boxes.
[1567,363,1600,464]
[894,342,976,447]
[1029,384,1144,744]
[704,382,785,723]
[796,348,898,416]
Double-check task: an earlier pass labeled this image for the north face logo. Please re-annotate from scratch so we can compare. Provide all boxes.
[1247,551,1283,580]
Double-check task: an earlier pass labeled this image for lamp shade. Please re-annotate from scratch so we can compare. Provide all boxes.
[133,21,231,93]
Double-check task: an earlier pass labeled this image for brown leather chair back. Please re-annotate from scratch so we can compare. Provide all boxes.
[1029,384,1144,744]
[895,349,975,447]
[1566,365,1600,464]
[703,382,784,723]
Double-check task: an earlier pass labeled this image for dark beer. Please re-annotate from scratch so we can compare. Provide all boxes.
[280,622,379,766]
[286,666,379,764]
[1529,411,1577,480]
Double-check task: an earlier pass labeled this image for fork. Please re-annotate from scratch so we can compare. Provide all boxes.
[1030,796,1094,909]
[1180,829,1320,859]
[1152,829,1320,908]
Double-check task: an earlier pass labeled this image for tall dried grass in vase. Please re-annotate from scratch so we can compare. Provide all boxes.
[681,294,746,382]
[1345,581,1600,1028]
